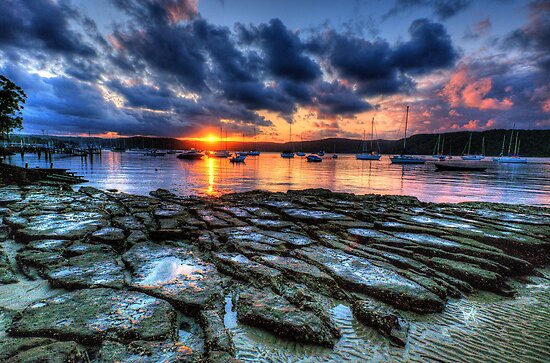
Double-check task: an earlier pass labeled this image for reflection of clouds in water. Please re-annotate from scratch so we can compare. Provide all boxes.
[8,152,550,206]
[141,257,204,286]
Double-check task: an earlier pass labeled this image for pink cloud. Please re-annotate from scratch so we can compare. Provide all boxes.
[163,0,198,23]
[441,67,513,111]
[464,120,479,130]
[543,99,550,113]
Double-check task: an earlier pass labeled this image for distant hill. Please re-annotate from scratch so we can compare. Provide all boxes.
[9,129,550,157]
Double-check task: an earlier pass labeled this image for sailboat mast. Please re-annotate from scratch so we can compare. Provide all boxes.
[220,127,222,150]
[508,130,514,155]
[403,106,409,151]
[501,135,506,156]
[481,137,485,155]
[467,134,472,155]
[370,117,374,152]
[514,132,519,155]
[441,136,445,155]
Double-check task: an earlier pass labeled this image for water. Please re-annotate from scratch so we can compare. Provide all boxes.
[5,151,550,206]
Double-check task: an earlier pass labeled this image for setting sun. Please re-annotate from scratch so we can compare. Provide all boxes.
[206,135,217,143]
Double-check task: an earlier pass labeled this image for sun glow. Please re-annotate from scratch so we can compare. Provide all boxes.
[206,135,217,143]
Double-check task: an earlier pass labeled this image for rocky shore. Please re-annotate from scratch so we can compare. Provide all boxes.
[0,183,548,362]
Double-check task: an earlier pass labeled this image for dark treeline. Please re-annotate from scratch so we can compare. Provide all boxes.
[8,129,550,157]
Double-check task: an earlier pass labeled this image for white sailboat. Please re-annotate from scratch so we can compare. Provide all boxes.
[281,123,295,158]
[390,106,425,164]
[248,127,260,156]
[210,128,230,158]
[493,129,527,163]
[461,134,485,160]
[357,117,381,160]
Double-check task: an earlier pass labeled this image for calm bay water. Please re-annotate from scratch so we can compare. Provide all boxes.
[5,151,550,206]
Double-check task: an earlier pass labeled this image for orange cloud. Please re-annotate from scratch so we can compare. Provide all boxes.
[463,120,479,130]
[441,67,513,111]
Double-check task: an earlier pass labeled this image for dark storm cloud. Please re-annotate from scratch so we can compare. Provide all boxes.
[0,0,96,57]
[0,0,464,136]
[384,0,472,20]
[392,18,458,74]
[313,81,374,117]
[255,19,322,82]
[307,18,456,95]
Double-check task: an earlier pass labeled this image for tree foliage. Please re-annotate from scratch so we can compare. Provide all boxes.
[0,75,27,141]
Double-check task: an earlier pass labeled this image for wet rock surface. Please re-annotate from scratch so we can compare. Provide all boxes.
[0,185,548,361]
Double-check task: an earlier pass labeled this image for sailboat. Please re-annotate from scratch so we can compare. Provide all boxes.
[390,106,425,164]
[210,128,230,158]
[461,134,485,160]
[237,133,248,156]
[248,127,260,156]
[356,117,381,160]
[281,123,295,158]
[493,129,527,163]
[431,135,446,160]
[296,134,306,156]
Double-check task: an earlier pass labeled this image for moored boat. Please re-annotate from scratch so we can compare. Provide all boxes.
[144,149,166,156]
[306,154,322,162]
[390,106,425,165]
[281,150,295,158]
[230,155,246,163]
[177,149,204,160]
[357,117,381,160]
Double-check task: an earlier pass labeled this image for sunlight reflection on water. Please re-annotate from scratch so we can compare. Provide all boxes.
[6,151,550,206]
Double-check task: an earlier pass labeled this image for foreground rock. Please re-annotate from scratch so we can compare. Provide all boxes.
[10,288,177,344]
[236,287,340,347]
[0,184,548,357]
[123,242,225,313]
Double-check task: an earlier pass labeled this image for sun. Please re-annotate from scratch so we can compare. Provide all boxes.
[206,135,217,143]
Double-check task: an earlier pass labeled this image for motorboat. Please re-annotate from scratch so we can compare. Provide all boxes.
[296,151,306,157]
[281,150,295,158]
[390,155,425,164]
[357,153,381,160]
[209,150,230,158]
[230,155,246,163]
[177,149,204,160]
[306,154,322,162]
[247,150,260,156]
[144,149,166,156]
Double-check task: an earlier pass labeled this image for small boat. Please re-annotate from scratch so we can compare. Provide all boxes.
[390,106,425,164]
[144,149,166,156]
[317,151,325,156]
[390,155,425,164]
[230,155,246,163]
[296,151,306,157]
[237,151,248,156]
[435,161,488,171]
[209,150,230,158]
[177,149,204,160]
[166,150,178,154]
[306,154,322,162]
[332,154,338,159]
[281,150,295,158]
[356,118,381,160]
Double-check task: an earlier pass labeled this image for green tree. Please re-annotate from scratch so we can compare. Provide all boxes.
[0,75,27,142]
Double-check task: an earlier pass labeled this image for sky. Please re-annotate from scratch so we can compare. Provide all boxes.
[0,0,549,142]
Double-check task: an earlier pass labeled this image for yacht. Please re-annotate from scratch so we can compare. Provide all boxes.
[357,118,381,160]
[493,130,527,163]
[306,154,322,162]
[461,134,485,160]
[390,106,425,164]
[177,149,204,160]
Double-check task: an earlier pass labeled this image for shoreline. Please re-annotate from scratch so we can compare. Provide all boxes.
[0,181,549,362]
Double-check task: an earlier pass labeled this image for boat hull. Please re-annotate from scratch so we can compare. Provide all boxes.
[390,155,425,164]
[461,155,485,160]
[493,157,527,163]
[356,153,381,160]
[281,153,295,158]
